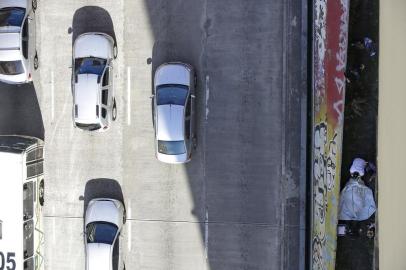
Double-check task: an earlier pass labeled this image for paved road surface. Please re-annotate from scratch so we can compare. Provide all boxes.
[0,0,307,269]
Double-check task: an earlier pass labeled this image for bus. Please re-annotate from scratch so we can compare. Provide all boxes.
[0,135,44,270]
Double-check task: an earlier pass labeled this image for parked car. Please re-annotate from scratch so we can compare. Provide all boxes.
[152,62,197,164]
[72,32,117,132]
[0,0,38,84]
[85,198,126,270]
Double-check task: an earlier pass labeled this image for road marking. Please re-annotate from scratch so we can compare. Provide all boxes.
[51,71,54,122]
[205,75,210,121]
[52,205,56,242]
[127,66,131,126]
[127,200,132,251]
[204,209,209,259]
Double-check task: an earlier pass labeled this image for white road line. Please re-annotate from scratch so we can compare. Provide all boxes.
[52,205,56,242]
[205,75,210,121]
[127,200,132,251]
[204,209,209,259]
[127,67,131,126]
[51,71,55,122]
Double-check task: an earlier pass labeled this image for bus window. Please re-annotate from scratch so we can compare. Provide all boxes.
[27,161,43,178]
[26,147,43,163]
[24,257,34,270]
[23,220,34,259]
[23,182,34,221]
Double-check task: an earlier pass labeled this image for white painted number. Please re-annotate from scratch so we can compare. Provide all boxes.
[0,252,15,270]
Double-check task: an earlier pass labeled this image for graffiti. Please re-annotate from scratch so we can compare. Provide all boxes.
[311,0,349,269]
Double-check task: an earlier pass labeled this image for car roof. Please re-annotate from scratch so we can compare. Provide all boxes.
[0,32,22,61]
[74,33,112,60]
[87,243,112,270]
[0,152,24,269]
[157,105,184,141]
[74,74,100,123]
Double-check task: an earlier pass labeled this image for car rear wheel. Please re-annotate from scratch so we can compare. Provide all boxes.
[32,0,37,11]
[123,209,126,224]
[113,45,118,59]
[39,180,44,206]
[192,136,198,150]
[34,52,39,70]
[112,98,117,121]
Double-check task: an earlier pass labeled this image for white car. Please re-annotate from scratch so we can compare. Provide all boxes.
[153,62,197,164]
[85,198,126,270]
[0,0,38,84]
[72,32,117,132]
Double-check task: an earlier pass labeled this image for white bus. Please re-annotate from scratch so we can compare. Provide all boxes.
[0,136,44,270]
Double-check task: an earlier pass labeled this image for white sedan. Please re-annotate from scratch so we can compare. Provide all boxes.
[0,0,38,84]
[72,32,117,132]
[85,198,126,270]
[152,62,197,164]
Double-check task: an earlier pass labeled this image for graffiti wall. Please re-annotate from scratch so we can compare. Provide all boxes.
[311,0,349,269]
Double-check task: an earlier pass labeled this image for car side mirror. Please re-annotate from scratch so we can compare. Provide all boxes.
[150,95,155,99]
[191,94,196,99]
[27,16,33,21]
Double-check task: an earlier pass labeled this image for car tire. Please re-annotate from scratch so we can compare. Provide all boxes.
[32,0,37,11]
[34,52,39,70]
[194,75,197,87]
[192,136,198,150]
[123,209,126,224]
[39,180,44,206]
[112,98,117,121]
[113,44,118,59]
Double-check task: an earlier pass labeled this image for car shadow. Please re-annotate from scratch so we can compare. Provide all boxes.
[81,178,125,270]
[0,82,44,140]
[71,6,117,46]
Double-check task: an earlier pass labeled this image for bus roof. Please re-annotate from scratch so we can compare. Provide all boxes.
[0,135,41,153]
[0,151,24,269]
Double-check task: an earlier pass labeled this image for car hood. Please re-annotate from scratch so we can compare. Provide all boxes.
[156,105,184,141]
[155,64,190,86]
[0,0,27,9]
[86,243,112,270]
[85,200,121,227]
[74,34,112,59]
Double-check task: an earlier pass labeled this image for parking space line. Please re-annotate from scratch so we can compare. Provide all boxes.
[127,200,132,251]
[52,205,56,242]
[51,71,54,122]
[204,209,209,259]
[127,66,131,126]
[205,75,210,121]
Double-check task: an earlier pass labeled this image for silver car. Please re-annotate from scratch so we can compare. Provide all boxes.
[85,198,126,270]
[0,0,38,84]
[72,32,117,132]
[152,62,197,164]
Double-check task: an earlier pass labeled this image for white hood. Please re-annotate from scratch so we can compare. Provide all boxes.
[85,199,121,227]
[155,64,190,86]
[74,33,112,59]
[0,0,27,9]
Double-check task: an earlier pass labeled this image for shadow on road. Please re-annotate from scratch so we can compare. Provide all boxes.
[0,82,44,140]
[71,6,117,45]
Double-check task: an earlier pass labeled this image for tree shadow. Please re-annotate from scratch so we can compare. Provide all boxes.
[0,82,44,140]
[70,6,117,46]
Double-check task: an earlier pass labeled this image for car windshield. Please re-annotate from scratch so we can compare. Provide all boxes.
[75,57,107,76]
[158,140,186,155]
[0,60,24,75]
[157,84,188,106]
[75,123,101,131]
[86,222,118,245]
[0,7,25,27]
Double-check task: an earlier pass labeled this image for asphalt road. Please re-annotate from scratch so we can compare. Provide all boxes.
[0,0,307,269]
